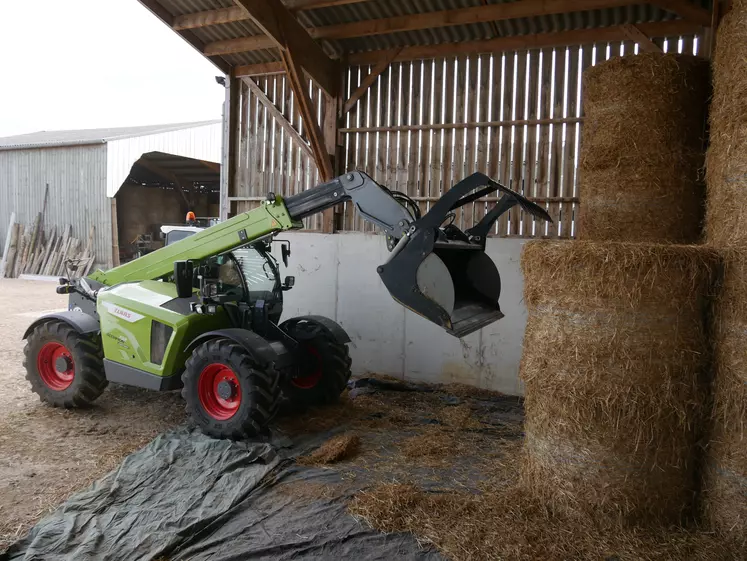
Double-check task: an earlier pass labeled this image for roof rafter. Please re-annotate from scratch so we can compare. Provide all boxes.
[232,19,701,77]
[202,0,659,55]
[619,23,663,52]
[345,20,702,64]
[173,6,247,30]
[650,1,713,26]
[231,0,339,95]
[173,1,368,31]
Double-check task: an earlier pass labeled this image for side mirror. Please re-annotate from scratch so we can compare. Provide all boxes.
[174,260,194,298]
[282,276,295,291]
[276,240,291,267]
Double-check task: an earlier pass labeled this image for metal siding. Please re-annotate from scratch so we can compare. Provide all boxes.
[0,144,112,269]
[106,122,222,197]
[153,0,711,66]
[0,120,220,150]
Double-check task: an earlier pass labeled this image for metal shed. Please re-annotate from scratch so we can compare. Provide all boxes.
[0,121,222,269]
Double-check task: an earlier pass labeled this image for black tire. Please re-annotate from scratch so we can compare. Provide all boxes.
[23,320,107,408]
[281,319,352,406]
[182,338,281,439]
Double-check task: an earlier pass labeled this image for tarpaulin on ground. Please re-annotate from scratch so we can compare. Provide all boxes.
[2,426,441,561]
[3,379,525,561]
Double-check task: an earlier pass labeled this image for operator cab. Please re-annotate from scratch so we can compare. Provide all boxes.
[161,223,294,332]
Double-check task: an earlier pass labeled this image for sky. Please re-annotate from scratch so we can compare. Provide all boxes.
[0,0,225,137]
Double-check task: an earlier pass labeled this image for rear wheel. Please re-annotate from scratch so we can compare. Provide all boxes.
[281,320,352,406]
[23,320,107,407]
[182,338,281,439]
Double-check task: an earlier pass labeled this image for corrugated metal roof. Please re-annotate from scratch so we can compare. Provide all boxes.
[0,120,221,151]
[153,0,711,68]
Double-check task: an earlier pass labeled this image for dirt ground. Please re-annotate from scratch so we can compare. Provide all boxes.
[0,279,186,550]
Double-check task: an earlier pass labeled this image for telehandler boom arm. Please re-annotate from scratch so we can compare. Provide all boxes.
[89,171,550,337]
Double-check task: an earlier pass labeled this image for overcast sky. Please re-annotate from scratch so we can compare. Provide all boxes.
[0,0,225,137]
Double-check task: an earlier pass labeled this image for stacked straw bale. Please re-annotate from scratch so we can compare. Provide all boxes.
[520,241,717,525]
[578,53,709,243]
[702,1,747,542]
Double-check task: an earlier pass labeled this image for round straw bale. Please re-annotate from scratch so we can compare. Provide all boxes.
[519,241,718,525]
[705,1,747,248]
[703,251,747,541]
[578,160,704,242]
[578,53,709,243]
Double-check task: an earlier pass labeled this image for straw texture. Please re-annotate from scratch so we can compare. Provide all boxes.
[520,241,718,525]
[703,252,747,542]
[578,53,709,243]
[705,0,747,249]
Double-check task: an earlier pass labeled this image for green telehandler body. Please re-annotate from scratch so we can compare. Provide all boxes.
[22,171,550,438]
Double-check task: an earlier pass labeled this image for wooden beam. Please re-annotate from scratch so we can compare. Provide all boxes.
[172,2,369,32]
[227,76,241,210]
[233,62,286,77]
[311,0,641,41]
[173,6,247,30]
[230,17,700,78]
[282,48,334,181]
[135,157,193,208]
[243,78,315,159]
[702,0,724,59]
[204,0,651,56]
[650,1,713,26]
[136,0,230,74]
[347,20,702,65]
[285,0,368,10]
[232,0,338,95]
[342,47,402,114]
[619,24,663,52]
[204,36,277,56]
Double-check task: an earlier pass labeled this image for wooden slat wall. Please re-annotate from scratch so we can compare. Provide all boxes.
[231,34,700,238]
[231,75,325,231]
[340,34,699,238]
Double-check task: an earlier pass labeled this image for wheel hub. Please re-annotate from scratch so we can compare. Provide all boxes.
[216,380,235,400]
[55,355,72,373]
[37,342,75,391]
[198,363,241,420]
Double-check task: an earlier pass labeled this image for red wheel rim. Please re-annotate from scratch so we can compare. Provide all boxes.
[198,363,241,420]
[291,345,323,389]
[37,342,75,391]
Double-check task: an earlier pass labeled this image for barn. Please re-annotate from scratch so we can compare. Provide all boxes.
[0,120,221,269]
[2,1,745,560]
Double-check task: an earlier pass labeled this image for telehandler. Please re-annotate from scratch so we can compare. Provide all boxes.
[22,171,550,438]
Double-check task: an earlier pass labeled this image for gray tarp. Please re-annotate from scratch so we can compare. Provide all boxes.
[3,379,523,561]
[3,427,441,561]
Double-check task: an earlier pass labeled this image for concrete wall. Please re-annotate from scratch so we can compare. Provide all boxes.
[273,232,527,396]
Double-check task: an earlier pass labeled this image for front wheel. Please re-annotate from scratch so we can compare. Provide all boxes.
[281,319,352,406]
[23,320,107,407]
[182,338,281,439]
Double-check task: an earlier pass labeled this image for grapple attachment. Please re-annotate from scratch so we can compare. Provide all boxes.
[284,171,552,338]
[376,173,552,337]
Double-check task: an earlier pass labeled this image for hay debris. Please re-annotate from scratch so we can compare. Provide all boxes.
[519,241,717,525]
[439,403,481,429]
[578,53,709,243]
[297,433,360,465]
[706,0,747,250]
[349,483,738,561]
